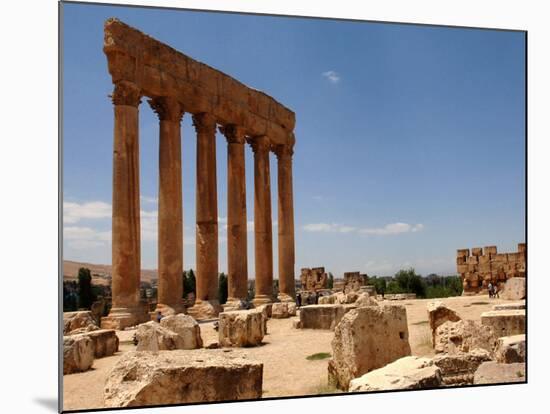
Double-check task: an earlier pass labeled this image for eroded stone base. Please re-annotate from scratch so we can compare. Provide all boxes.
[101,307,149,330]
[187,300,221,320]
[252,295,273,307]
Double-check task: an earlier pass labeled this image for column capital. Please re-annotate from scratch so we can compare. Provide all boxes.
[148,96,185,123]
[219,124,246,144]
[248,135,271,154]
[111,81,141,107]
[273,143,294,160]
[192,112,217,135]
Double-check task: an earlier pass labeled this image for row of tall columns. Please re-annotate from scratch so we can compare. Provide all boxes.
[102,80,296,328]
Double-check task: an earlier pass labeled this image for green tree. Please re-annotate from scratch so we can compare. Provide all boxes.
[182,269,196,297]
[218,272,228,305]
[77,267,95,309]
[328,272,334,289]
[369,276,387,295]
[394,268,426,298]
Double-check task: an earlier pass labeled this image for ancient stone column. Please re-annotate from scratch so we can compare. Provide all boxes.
[274,138,296,302]
[220,125,248,309]
[250,136,274,306]
[149,96,185,316]
[102,80,144,330]
[189,112,221,318]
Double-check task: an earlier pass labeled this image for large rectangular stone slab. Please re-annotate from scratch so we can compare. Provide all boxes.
[219,309,265,347]
[481,310,525,337]
[298,304,356,330]
[104,350,263,406]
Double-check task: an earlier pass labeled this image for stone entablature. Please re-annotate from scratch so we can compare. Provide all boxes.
[104,18,294,146]
[457,243,526,295]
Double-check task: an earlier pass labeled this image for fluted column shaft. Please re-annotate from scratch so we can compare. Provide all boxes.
[251,136,273,305]
[193,113,219,304]
[105,81,142,329]
[221,125,248,303]
[149,97,184,313]
[275,140,296,301]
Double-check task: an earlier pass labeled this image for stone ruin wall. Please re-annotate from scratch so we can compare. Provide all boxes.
[343,272,368,293]
[300,267,328,291]
[457,243,526,295]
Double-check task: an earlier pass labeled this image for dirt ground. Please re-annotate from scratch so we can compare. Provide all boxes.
[63,294,519,411]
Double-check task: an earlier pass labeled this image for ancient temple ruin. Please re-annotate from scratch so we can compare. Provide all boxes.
[457,243,526,295]
[101,19,296,329]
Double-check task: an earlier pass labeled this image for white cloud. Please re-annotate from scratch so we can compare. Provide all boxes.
[140,195,158,204]
[63,201,111,224]
[64,226,111,250]
[322,70,341,83]
[359,222,424,235]
[303,221,424,236]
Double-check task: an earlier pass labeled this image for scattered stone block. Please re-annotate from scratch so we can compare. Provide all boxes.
[348,356,442,392]
[104,350,263,407]
[495,335,525,363]
[298,304,356,330]
[480,310,525,337]
[160,314,203,349]
[135,321,182,351]
[493,302,525,311]
[473,361,525,384]
[64,311,99,335]
[63,334,94,375]
[355,293,378,307]
[328,305,411,390]
[318,295,334,304]
[86,329,119,358]
[219,310,264,347]
[271,302,297,319]
[434,320,497,355]
[432,349,492,385]
[501,277,526,300]
[427,302,461,347]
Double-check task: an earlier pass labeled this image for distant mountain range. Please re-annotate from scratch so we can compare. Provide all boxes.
[63,260,158,283]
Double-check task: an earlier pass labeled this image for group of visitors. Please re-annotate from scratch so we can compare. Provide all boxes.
[487,282,500,298]
[295,291,320,307]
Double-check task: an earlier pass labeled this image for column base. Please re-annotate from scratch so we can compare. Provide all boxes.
[222,298,246,312]
[150,302,186,321]
[277,293,295,303]
[187,299,222,320]
[101,306,148,330]
[252,295,273,307]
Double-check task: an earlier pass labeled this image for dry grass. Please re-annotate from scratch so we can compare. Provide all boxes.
[306,352,331,361]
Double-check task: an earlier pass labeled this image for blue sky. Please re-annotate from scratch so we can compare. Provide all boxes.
[62,2,525,277]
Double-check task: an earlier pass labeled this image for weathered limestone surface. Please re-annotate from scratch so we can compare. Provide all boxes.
[300,267,328,291]
[104,19,295,145]
[334,291,359,304]
[135,321,182,351]
[64,311,99,335]
[104,350,263,407]
[427,302,461,347]
[432,349,492,385]
[251,136,274,306]
[160,314,203,349]
[219,310,265,347]
[434,320,497,355]
[348,356,441,392]
[63,334,95,375]
[328,305,411,390]
[495,334,526,363]
[343,272,368,293]
[480,310,525,337]
[150,97,185,315]
[473,361,526,384]
[298,304,356,330]
[222,125,249,305]
[493,302,525,311]
[501,277,526,300]
[354,293,378,307]
[318,295,335,305]
[271,302,297,319]
[86,329,120,358]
